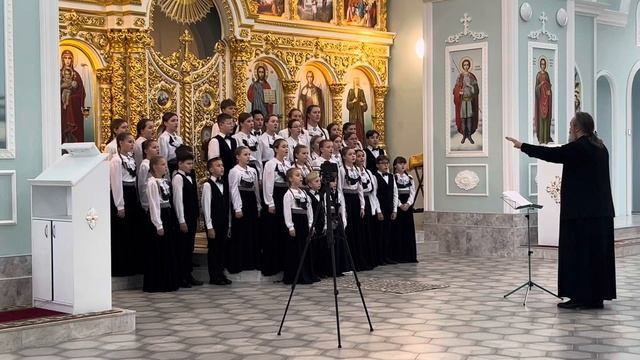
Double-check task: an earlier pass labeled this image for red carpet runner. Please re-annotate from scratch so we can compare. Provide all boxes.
[0,308,65,323]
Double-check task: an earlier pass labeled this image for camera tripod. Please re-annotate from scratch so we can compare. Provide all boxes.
[277,182,374,348]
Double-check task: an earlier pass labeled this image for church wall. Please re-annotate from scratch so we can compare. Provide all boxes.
[596,0,640,215]
[0,0,45,306]
[576,14,594,115]
[431,0,503,212]
[387,0,424,206]
[517,0,568,205]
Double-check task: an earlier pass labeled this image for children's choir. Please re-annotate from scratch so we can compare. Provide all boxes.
[108,102,418,293]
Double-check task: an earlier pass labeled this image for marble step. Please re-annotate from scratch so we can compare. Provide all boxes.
[0,308,135,354]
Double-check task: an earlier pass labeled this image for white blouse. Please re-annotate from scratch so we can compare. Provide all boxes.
[358,166,381,215]
[109,153,136,211]
[262,158,291,208]
[228,165,261,214]
[234,131,262,176]
[283,188,314,231]
[201,176,227,230]
[137,159,151,210]
[133,136,147,169]
[147,176,172,230]
[105,139,117,160]
[306,124,329,140]
[338,164,365,210]
[258,132,282,163]
[395,173,417,206]
[286,135,308,163]
[172,170,194,224]
[158,131,183,161]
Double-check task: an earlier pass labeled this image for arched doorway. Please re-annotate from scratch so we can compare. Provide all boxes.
[631,70,640,214]
[596,74,613,159]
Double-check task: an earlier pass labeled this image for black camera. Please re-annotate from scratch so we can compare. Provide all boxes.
[320,160,338,184]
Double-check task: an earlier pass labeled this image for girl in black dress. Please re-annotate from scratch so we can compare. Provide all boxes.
[228,147,262,273]
[393,156,418,263]
[144,156,179,292]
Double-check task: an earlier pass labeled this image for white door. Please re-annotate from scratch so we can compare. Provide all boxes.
[52,221,74,305]
[31,220,52,301]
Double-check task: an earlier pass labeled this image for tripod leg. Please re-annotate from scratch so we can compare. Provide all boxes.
[337,223,374,332]
[278,200,325,336]
[523,283,531,306]
[503,282,529,298]
[530,281,561,299]
[329,239,342,349]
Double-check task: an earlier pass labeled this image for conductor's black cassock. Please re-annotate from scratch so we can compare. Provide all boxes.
[521,136,616,303]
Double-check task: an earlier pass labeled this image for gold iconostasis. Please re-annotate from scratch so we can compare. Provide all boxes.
[58,0,392,177]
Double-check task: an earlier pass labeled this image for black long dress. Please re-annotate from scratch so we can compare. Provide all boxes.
[521,135,616,304]
[261,185,288,276]
[394,175,418,263]
[143,207,179,292]
[228,189,261,273]
[110,184,140,277]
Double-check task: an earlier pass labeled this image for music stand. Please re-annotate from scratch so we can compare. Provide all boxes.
[502,191,561,306]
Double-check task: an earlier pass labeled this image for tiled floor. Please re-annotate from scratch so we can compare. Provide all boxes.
[4,245,640,360]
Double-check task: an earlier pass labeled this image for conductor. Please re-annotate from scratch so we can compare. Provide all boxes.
[506,112,616,310]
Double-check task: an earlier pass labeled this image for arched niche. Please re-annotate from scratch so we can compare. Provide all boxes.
[295,60,338,126]
[245,56,290,116]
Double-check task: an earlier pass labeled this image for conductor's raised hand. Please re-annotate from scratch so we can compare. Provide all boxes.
[505,137,522,149]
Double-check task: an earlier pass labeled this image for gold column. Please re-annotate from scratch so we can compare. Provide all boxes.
[288,0,299,20]
[126,30,153,130]
[329,83,346,126]
[96,67,112,148]
[282,79,299,118]
[178,30,195,146]
[373,85,388,146]
[229,37,252,112]
[107,30,127,120]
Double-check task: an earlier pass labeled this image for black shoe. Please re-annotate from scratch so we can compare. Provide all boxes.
[188,276,204,286]
[179,280,192,288]
[209,278,227,285]
[557,299,580,309]
[223,278,232,285]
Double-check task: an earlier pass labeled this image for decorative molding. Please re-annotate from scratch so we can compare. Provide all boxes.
[444,42,489,158]
[528,163,538,196]
[423,1,434,211]
[528,12,558,42]
[502,0,520,213]
[445,13,488,44]
[567,1,576,141]
[556,8,568,27]
[625,61,640,215]
[0,170,17,225]
[545,175,562,204]
[445,164,488,197]
[454,170,480,191]
[0,0,15,159]
[595,70,616,197]
[40,0,62,168]
[520,2,532,21]
[575,1,627,27]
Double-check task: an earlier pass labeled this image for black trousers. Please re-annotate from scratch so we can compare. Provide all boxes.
[207,223,229,280]
[179,217,197,281]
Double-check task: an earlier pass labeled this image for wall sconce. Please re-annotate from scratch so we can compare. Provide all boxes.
[415,38,425,58]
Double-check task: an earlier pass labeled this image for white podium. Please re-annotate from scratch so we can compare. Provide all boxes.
[30,143,111,314]
[537,159,563,246]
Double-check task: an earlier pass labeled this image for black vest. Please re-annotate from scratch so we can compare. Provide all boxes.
[206,178,230,230]
[365,148,385,174]
[375,172,395,215]
[177,172,199,225]
[306,189,324,232]
[215,134,237,176]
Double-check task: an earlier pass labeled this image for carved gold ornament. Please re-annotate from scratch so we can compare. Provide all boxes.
[545,176,562,204]
[157,0,215,24]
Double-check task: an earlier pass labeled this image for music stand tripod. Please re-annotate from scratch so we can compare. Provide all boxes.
[277,180,374,348]
[503,202,561,306]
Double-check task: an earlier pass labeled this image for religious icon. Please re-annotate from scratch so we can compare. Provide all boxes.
[297,68,326,124]
[574,68,582,113]
[346,76,368,141]
[247,64,274,115]
[453,57,479,145]
[534,56,553,144]
[343,0,377,28]
[60,49,86,143]
[201,92,213,109]
[297,0,334,22]
[157,90,170,107]
[445,43,487,157]
[255,0,285,16]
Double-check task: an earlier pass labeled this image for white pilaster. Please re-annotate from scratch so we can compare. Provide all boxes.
[501,0,519,213]
[423,1,434,211]
[40,0,61,169]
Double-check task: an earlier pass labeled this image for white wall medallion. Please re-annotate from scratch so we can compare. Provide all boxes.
[520,2,533,21]
[556,8,568,27]
[528,12,559,42]
[454,170,480,191]
[545,175,562,204]
[445,13,489,44]
[85,208,98,230]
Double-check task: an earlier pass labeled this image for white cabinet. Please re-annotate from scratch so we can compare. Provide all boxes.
[30,143,111,314]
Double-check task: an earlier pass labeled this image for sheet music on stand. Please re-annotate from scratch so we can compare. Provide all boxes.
[502,191,542,210]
